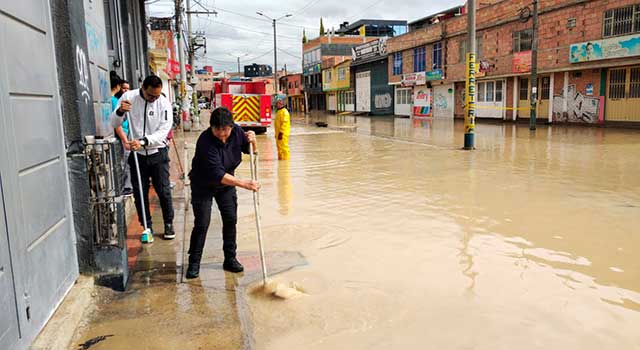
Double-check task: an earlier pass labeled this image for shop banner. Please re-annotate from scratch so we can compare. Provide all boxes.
[512,51,531,73]
[570,34,640,63]
[413,87,432,117]
[425,69,443,81]
[402,72,426,86]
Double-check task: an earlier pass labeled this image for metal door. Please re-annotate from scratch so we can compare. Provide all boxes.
[0,2,79,349]
[433,84,455,118]
[356,71,371,112]
[606,66,640,122]
[0,176,19,350]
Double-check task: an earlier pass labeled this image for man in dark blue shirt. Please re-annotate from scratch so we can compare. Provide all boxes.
[187,107,259,278]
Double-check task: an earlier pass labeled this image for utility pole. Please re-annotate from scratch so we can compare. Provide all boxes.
[186,0,196,114]
[176,0,190,131]
[257,12,292,94]
[237,57,241,74]
[463,0,476,150]
[273,18,278,93]
[529,0,539,131]
[185,1,216,128]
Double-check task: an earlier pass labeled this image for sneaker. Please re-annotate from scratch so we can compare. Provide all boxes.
[186,262,200,279]
[223,257,244,273]
[163,224,175,240]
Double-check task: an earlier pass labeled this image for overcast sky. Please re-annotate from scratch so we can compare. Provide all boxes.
[148,0,463,73]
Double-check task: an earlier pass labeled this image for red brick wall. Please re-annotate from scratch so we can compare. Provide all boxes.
[387,0,640,84]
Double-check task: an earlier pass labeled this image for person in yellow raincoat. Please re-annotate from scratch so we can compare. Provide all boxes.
[274,98,290,160]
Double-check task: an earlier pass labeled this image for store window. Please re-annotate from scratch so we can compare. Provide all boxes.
[519,78,529,100]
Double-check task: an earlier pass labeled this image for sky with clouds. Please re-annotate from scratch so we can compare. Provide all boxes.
[148,0,463,73]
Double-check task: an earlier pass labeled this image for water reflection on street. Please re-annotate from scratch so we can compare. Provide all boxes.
[237,114,640,350]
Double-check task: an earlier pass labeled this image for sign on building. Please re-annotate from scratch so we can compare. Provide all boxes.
[402,72,426,86]
[570,34,640,63]
[413,87,432,117]
[352,38,388,62]
[512,51,532,73]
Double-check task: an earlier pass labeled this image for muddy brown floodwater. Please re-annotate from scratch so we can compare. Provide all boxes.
[236,116,640,350]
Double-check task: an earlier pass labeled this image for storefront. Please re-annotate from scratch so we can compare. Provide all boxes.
[352,38,394,115]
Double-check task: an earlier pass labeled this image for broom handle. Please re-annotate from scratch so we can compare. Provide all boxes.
[126,112,149,231]
[250,143,268,284]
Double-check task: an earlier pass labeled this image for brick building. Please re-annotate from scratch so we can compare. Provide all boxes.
[280,73,305,113]
[386,0,640,124]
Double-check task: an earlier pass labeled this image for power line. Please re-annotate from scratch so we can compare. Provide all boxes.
[292,0,323,15]
[347,0,387,22]
[278,48,301,59]
[195,16,300,40]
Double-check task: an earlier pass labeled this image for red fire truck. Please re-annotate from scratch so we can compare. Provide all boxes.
[213,78,272,134]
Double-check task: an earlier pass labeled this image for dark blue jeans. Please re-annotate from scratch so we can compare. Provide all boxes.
[188,186,238,264]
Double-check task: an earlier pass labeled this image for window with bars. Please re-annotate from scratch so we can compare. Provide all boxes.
[393,52,403,75]
[609,69,626,99]
[603,5,640,37]
[459,37,483,63]
[519,78,529,100]
[513,29,533,52]
[630,67,640,98]
[486,81,495,102]
[540,77,550,100]
[432,42,443,70]
[496,81,503,102]
[338,67,347,81]
[478,82,486,102]
[414,47,426,72]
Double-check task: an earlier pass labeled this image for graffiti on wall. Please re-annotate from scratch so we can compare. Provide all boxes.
[552,85,601,123]
[76,46,91,105]
[433,87,454,117]
[374,93,392,109]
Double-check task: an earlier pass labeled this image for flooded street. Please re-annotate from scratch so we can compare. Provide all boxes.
[72,115,640,349]
[238,115,640,349]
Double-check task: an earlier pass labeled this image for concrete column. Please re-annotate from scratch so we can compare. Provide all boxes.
[563,71,569,116]
[548,73,554,123]
[513,76,518,121]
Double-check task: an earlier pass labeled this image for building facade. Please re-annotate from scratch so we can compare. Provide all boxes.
[387,0,640,124]
[244,63,273,77]
[1,1,149,349]
[281,74,305,113]
[323,58,353,112]
[352,38,394,115]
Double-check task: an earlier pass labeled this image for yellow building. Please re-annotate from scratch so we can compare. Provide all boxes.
[322,59,354,113]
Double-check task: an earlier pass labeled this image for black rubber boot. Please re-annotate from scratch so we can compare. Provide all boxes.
[223,257,244,273]
[186,255,200,279]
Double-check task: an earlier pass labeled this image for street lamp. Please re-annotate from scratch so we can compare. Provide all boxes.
[228,53,249,74]
[256,12,292,94]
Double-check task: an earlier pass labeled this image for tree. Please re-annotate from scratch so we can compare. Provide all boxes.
[319,18,325,36]
[302,29,307,44]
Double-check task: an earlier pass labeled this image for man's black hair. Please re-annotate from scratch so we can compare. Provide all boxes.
[210,107,235,128]
[142,75,163,89]
[110,71,123,90]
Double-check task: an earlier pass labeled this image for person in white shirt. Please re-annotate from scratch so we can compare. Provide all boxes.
[111,75,175,240]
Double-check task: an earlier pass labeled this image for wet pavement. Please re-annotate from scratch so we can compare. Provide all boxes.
[74,114,640,349]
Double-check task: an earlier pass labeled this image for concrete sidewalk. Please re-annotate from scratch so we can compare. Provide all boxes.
[65,128,305,350]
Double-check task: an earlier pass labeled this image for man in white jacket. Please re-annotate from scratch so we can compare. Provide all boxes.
[111,75,175,240]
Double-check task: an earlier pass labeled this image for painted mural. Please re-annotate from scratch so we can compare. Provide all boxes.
[552,85,601,123]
